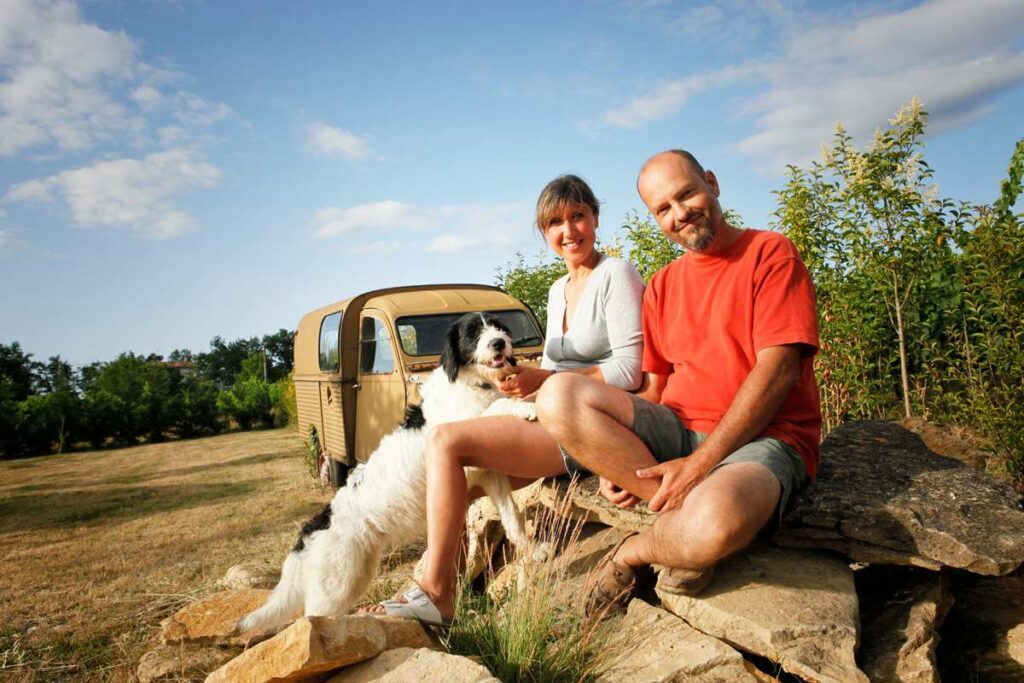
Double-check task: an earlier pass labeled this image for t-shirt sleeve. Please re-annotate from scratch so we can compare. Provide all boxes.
[642,269,673,376]
[752,254,819,354]
[598,259,645,390]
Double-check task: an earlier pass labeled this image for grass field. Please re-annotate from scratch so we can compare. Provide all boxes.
[0,428,333,681]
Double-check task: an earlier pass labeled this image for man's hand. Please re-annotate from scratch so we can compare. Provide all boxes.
[598,477,640,509]
[637,457,709,513]
[499,366,551,398]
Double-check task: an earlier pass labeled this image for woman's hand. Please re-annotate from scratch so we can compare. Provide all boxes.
[599,477,640,509]
[499,366,552,398]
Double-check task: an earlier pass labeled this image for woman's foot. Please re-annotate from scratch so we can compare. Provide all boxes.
[357,585,455,626]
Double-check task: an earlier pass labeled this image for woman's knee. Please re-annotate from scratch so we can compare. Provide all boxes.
[425,423,468,465]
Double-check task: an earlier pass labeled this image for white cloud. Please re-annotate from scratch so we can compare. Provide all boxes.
[603,63,770,129]
[0,229,10,250]
[425,231,518,253]
[7,148,220,238]
[312,201,438,237]
[313,201,530,254]
[600,0,1024,168]
[0,0,232,157]
[307,122,372,160]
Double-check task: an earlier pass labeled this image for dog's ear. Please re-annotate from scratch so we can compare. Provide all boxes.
[507,355,517,367]
[441,324,462,383]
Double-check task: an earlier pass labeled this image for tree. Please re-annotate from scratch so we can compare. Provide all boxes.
[261,329,295,382]
[0,342,40,403]
[496,252,566,329]
[777,98,960,421]
[197,335,261,387]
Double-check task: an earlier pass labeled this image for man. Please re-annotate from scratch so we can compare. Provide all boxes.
[534,149,821,614]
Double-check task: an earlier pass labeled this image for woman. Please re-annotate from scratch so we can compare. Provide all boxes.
[363,174,644,625]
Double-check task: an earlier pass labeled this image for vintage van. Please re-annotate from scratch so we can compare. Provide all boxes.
[293,285,544,486]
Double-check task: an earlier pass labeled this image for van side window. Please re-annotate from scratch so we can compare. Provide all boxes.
[319,312,342,372]
[360,317,395,374]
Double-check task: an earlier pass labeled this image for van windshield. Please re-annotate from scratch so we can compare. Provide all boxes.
[395,310,543,357]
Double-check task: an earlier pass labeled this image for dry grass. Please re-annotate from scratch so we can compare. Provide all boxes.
[0,428,332,682]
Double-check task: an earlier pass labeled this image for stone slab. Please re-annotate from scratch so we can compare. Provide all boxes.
[597,599,756,682]
[204,614,433,683]
[657,546,867,683]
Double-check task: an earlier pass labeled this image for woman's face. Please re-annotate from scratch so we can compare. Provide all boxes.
[543,203,598,266]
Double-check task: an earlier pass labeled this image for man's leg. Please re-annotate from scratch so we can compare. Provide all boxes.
[535,373,661,500]
[614,461,781,570]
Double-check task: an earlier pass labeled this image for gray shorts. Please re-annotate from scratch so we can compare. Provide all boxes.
[560,394,809,541]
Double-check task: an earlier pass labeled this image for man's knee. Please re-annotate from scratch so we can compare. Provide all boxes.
[653,504,734,567]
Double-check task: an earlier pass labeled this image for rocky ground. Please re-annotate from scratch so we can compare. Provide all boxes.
[150,421,1024,682]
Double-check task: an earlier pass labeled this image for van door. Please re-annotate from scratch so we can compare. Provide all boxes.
[315,311,348,464]
[354,313,407,462]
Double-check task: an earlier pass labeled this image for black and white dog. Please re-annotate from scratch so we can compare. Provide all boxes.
[237,313,539,635]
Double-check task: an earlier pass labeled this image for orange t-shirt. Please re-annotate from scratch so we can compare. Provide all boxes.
[642,229,822,478]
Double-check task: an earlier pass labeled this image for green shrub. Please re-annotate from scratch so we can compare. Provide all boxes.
[217,377,274,430]
[175,374,222,437]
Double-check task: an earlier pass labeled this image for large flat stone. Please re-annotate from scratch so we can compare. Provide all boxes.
[204,614,433,683]
[657,547,867,683]
[779,422,1024,575]
[327,647,499,682]
[855,566,952,683]
[596,599,756,682]
[161,589,272,645]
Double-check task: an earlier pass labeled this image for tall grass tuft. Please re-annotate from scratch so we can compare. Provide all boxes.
[443,482,618,683]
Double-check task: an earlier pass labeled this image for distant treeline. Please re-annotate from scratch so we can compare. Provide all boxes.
[0,330,297,458]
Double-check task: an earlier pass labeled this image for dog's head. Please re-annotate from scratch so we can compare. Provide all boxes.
[440,313,517,384]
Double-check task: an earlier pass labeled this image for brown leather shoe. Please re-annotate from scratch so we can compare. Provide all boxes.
[656,565,714,597]
[584,532,643,620]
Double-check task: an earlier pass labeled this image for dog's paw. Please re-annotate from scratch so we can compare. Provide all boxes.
[530,541,554,563]
[511,401,538,422]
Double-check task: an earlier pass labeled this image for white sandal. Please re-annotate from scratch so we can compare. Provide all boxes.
[378,585,452,628]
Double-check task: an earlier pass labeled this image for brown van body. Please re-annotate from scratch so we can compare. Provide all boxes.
[293,285,543,482]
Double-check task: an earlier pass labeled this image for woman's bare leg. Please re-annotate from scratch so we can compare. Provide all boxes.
[361,415,565,618]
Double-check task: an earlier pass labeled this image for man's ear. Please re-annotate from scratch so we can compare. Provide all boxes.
[440,325,462,383]
[704,169,720,197]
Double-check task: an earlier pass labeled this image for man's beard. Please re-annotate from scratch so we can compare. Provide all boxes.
[676,215,715,252]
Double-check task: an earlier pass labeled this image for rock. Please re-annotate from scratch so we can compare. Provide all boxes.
[779,421,1024,575]
[855,566,952,683]
[326,647,499,682]
[486,523,629,603]
[205,614,434,683]
[900,417,990,471]
[220,562,280,590]
[596,599,756,682]
[161,589,272,645]
[536,476,654,532]
[657,546,867,683]
[937,570,1024,682]
[137,643,239,683]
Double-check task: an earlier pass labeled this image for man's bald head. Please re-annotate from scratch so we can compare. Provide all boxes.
[637,149,706,191]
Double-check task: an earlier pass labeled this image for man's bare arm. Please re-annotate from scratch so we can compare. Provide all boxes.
[638,344,805,512]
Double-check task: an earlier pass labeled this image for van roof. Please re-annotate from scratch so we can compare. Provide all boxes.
[294,284,531,375]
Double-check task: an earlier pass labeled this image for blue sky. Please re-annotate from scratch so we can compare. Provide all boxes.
[2,0,1023,366]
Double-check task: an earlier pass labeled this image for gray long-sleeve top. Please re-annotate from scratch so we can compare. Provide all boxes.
[541,255,645,391]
